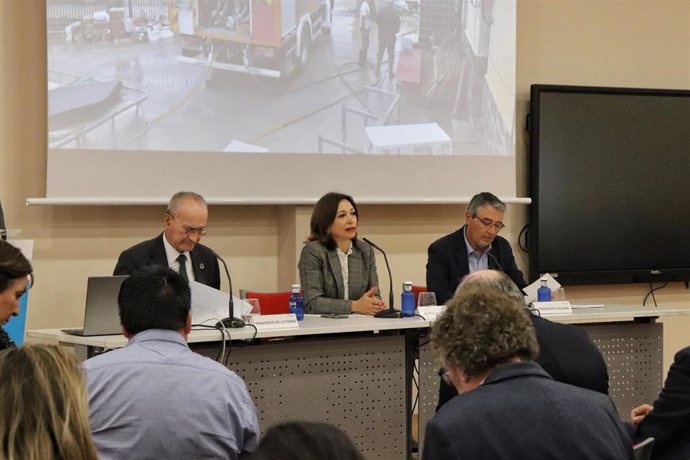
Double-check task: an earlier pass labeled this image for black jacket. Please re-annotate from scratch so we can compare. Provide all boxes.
[114,233,221,289]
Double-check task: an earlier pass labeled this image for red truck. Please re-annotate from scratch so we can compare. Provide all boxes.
[169,0,331,78]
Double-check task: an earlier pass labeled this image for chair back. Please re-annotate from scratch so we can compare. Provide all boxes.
[240,290,292,315]
[633,437,655,460]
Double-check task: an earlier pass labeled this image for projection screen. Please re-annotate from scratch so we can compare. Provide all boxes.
[45,0,517,203]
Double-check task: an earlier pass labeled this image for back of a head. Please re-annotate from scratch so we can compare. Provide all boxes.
[432,287,538,378]
[118,266,191,336]
[0,240,34,293]
[247,421,365,460]
[457,270,524,304]
[0,344,98,460]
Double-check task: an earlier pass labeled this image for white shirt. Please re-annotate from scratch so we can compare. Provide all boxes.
[162,233,195,282]
[336,242,353,300]
[360,1,372,30]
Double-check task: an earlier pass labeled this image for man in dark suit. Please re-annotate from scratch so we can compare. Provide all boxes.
[436,270,610,410]
[114,192,220,289]
[426,192,526,306]
[423,287,632,460]
[630,345,690,460]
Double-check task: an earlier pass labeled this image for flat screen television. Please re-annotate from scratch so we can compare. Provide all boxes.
[528,84,690,285]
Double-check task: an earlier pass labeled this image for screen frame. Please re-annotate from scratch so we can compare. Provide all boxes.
[528,83,690,285]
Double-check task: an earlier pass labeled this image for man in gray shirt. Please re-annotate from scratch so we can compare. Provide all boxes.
[83,266,259,460]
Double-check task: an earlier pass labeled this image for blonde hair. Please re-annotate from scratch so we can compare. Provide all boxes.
[0,345,98,460]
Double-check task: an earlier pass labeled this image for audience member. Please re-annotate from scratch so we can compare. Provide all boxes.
[426,192,527,305]
[114,191,221,288]
[298,192,385,315]
[423,287,632,459]
[83,266,259,460]
[243,421,364,460]
[0,240,33,350]
[0,344,98,460]
[436,270,609,410]
[630,345,690,459]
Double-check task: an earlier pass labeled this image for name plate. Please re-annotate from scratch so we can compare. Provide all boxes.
[251,314,299,330]
[532,300,572,315]
[417,305,445,321]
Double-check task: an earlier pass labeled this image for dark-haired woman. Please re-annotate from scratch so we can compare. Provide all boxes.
[298,192,385,315]
[0,240,33,350]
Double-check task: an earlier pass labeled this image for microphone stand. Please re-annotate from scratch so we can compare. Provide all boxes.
[210,250,245,329]
[362,238,401,318]
[0,199,6,241]
[483,247,505,273]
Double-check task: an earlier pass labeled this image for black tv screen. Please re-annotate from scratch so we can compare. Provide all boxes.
[528,84,690,285]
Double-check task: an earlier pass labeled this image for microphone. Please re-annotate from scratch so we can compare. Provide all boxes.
[362,237,401,319]
[0,198,6,241]
[482,246,504,273]
[208,249,245,329]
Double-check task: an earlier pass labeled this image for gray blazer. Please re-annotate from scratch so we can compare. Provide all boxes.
[298,239,380,314]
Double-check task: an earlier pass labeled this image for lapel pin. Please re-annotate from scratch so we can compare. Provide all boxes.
[199,263,205,270]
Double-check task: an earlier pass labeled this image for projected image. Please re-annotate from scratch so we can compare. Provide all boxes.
[47,0,515,156]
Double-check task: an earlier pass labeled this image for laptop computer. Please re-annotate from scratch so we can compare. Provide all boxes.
[62,276,128,336]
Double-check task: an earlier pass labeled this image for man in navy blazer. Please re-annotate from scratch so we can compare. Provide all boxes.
[426,192,526,305]
[114,192,220,289]
[423,287,632,460]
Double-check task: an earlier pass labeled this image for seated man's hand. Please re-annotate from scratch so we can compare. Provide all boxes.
[629,404,653,424]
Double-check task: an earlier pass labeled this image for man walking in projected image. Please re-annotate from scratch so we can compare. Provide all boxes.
[359,0,375,66]
[375,0,400,78]
[113,191,221,289]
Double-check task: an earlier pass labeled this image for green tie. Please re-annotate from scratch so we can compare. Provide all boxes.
[177,254,189,283]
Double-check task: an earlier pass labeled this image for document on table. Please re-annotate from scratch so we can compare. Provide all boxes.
[190,281,252,325]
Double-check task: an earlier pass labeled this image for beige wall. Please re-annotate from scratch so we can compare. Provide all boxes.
[1,1,689,371]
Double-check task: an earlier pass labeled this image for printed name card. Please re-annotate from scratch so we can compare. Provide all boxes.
[251,314,299,330]
[417,305,445,321]
[531,300,573,316]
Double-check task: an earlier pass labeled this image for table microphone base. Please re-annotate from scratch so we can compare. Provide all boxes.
[374,309,402,318]
[216,317,245,329]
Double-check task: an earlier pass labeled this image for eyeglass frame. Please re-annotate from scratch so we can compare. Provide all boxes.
[167,214,208,236]
[472,215,505,232]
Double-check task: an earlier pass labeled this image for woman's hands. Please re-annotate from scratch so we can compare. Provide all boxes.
[351,288,386,315]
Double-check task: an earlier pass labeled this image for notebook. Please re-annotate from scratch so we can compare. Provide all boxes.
[62,276,128,336]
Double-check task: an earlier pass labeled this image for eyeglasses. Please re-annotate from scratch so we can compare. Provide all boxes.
[473,216,505,232]
[168,214,208,236]
[438,367,452,386]
[182,226,208,236]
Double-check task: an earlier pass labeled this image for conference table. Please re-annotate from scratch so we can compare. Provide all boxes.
[27,304,690,459]
[27,314,428,460]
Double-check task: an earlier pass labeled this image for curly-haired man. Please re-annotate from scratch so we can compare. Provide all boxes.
[422,288,632,460]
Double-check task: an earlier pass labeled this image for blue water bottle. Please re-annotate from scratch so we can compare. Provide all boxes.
[401,281,415,317]
[289,284,304,321]
[537,277,551,302]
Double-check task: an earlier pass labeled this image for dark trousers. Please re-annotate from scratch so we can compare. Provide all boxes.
[360,27,370,64]
[376,34,396,75]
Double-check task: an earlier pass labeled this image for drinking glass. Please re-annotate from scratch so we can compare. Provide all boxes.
[417,292,437,307]
[551,287,566,302]
[246,298,261,315]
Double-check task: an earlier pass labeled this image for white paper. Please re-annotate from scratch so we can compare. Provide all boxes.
[190,281,252,325]
[523,273,561,303]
